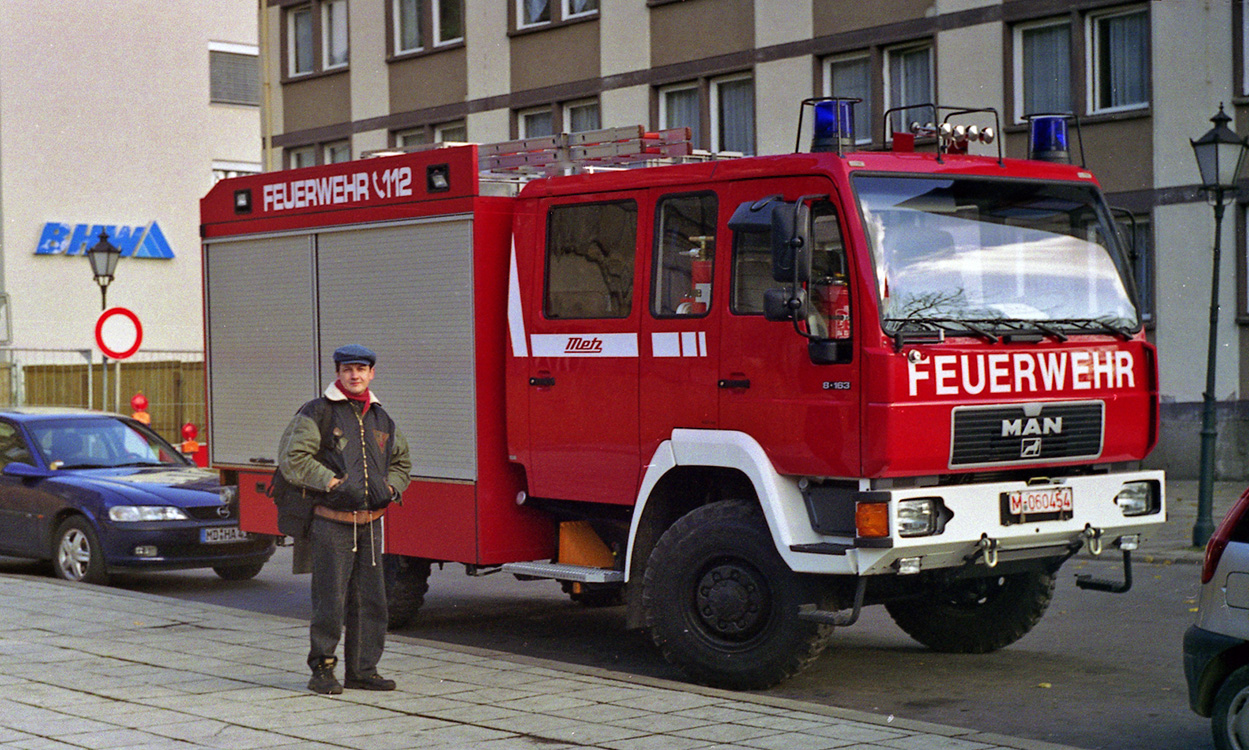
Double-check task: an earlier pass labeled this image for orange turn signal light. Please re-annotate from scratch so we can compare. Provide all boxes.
[856,502,890,538]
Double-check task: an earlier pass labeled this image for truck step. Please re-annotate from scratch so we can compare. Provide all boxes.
[501,561,624,584]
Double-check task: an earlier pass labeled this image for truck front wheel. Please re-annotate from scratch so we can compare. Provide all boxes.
[384,554,431,630]
[642,500,832,690]
[885,570,1055,653]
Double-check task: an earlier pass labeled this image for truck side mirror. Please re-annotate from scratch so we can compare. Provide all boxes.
[770,202,810,284]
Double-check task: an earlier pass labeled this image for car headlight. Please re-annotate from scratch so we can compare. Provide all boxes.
[897,498,938,537]
[109,506,190,522]
[1115,481,1160,516]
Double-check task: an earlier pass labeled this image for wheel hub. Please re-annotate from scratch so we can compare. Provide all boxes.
[695,562,769,640]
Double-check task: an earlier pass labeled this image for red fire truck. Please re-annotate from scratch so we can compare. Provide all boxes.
[201,100,1165,689]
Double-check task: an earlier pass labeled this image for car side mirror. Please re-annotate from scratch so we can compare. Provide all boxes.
[3,462,52,479]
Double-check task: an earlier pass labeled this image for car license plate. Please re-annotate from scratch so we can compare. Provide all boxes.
[201,527,249,544]
[1001,487,1073,524]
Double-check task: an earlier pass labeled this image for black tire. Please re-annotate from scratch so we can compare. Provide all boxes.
[561,581,625,608]
[384,554,431,630]
[1213,664,1249,750]
[213,562,265,581]
[885,570,1055,653]
[52,516,108,585]
[642,500,832,690]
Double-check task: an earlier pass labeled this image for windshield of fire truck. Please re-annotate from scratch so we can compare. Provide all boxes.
[852,175,1138,332]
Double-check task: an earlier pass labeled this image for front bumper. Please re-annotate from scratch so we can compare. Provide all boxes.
[784,469,1165,576]
[1184,623,1248,716]
[100,520,275,571]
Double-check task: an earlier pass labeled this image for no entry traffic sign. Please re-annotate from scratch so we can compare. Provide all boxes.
[95,306,143,359]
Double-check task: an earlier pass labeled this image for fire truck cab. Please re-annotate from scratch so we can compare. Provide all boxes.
[202,100,1165,690]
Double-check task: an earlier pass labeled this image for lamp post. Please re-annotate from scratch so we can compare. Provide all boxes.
[1191,104,1249,547]
[86,231,121,311]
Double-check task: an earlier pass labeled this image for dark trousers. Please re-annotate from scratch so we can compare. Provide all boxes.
[307,516,387,677]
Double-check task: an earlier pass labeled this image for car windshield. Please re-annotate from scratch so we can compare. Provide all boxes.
[852,174,1139,335]
[28,417,189,470]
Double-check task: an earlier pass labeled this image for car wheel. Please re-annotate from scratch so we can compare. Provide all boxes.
[52,516,108,585]
[1213,665,1249,750]
[384,554,431,630]
[213,563,265,581]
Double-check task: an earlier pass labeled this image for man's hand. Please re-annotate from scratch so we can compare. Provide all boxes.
[326,476,344,492]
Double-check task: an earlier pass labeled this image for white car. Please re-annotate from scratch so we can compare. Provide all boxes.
[1185,487,1249,750]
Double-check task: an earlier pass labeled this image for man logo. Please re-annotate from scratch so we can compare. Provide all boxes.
[1001,417,1063,437]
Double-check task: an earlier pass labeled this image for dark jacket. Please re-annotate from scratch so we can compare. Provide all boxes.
[278,384,412,512]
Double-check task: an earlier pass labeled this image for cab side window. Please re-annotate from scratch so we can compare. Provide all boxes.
[0,422,33,470]
[544,200,638,319]
[651,193,717,316]
[731,230,772,315]
[808,202,852,340]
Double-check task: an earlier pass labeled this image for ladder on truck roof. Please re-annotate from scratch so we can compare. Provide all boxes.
[368,125,734,183]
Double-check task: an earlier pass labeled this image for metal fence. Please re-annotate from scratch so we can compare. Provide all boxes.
[0,348,205,444]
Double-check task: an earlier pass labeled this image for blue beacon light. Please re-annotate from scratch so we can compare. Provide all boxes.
[812,100,854,153]
[1028,115,1070,163]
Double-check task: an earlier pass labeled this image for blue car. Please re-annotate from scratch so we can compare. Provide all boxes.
[0,408,273,585]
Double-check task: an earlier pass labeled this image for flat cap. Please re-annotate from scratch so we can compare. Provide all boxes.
[333,344,376,367]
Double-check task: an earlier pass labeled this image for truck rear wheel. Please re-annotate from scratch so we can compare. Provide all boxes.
[642,500,832,690]
[885,570,1055,653]
[384,554,431,630]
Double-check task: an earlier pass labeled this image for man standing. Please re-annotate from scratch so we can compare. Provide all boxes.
[278,344,411,694]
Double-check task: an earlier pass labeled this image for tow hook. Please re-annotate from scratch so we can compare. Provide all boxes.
[797,576,867,627]
[977,534,1000,568]
[1075,525,1134,594]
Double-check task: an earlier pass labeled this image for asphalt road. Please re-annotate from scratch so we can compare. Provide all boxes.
[1,548,1214,750]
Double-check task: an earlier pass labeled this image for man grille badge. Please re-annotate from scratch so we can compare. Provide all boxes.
[216,503,231,519]
[1020,438,1042,458]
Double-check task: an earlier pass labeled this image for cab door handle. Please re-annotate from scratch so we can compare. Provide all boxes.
[718,379,751,389]
[530,376,556,387]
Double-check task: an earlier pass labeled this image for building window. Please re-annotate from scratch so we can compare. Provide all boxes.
[824,54,872,144]
[435,0,463,45]
[545,201,638,319]
[436,121,467,142]
[209,43,260,106]
[395,0,421,54]
[1119,213,1154,324]
[660,84,702,149]
[325,140,352,163]
[1015,20,1071,121]
[520,108,555,138]
[885,43,933,134]
[289,6,315,75]
[519,0,550,28]
[395,128,427,148]
[565,0,598,20]
[323,0,349,69]
[1088,6,1149,114]
[288,146,317,169]
[652,193,717,317]
[1242,0,1248,96]
[565,100,600,133]
[712,75,755,155]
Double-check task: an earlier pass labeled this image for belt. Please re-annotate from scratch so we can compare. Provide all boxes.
[313,506,386,524]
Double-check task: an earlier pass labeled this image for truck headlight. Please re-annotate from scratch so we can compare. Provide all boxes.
[897,498,938,537]
[109,506,190,522]
[1115,481,1159,517]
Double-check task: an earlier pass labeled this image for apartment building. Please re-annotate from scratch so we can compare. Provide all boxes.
[0,1,261,354]
[262,0,1247,477]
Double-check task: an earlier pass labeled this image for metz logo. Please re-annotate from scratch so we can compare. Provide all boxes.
[565,336,603,354]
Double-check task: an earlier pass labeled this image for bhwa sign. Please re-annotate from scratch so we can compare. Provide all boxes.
[35,221,174,259]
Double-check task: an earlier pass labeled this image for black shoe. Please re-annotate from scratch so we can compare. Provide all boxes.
[345,673,396,691]
[308,658,342,695]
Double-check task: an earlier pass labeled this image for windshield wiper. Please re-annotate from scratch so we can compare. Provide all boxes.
[1046,318,1136,340]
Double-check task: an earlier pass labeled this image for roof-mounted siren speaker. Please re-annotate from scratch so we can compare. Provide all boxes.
[1026,114,1071,163]
[812,99,855,153]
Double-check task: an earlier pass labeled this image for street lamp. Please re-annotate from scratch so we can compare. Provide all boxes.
[86,230,121,311]
[1191,103,1249,547]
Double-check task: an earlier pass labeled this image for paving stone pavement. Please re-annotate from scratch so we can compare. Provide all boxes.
[0,477,1232,750]
[0,573,1086,750]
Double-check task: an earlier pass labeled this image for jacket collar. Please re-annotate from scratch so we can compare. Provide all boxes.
[324,382,381,404]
